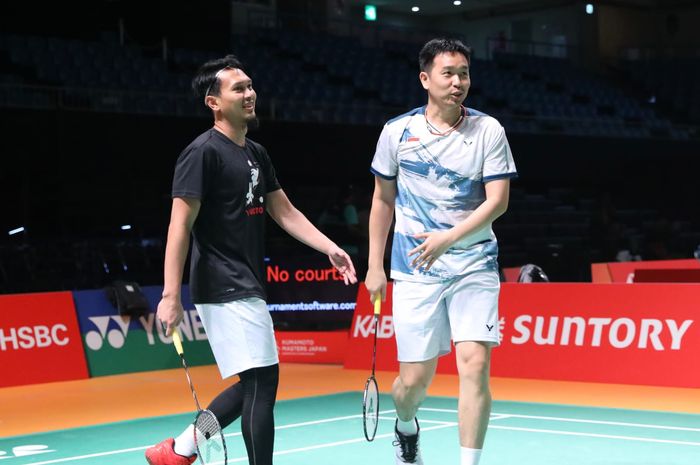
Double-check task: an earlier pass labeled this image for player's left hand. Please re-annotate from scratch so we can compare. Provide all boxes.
[409,230,456,270]
[328,245,358,285]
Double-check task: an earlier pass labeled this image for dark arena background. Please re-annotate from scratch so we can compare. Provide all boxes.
[1,2,699,465]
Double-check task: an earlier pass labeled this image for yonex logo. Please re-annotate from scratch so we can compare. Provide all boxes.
[84,316,131,350]
[486,324,494,332]
[85,311,208,351]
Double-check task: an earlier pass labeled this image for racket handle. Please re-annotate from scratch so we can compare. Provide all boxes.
[374,296,381,315]
[172,328,184,355]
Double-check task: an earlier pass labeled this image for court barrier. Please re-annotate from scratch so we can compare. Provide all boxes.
[590,258,700,283]
[0,292,88,387]
[1,281,354,387]
[503,258,700,283]
[346,282,700,388]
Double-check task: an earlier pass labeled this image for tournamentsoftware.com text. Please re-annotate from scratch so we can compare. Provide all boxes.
[267,301,356,311]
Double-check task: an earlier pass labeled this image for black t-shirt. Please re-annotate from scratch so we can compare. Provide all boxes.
[172,129,281,304]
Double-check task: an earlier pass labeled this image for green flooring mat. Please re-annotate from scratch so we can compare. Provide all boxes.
[1,393,699,464]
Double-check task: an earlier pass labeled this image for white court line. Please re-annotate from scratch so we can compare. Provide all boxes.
[489,425,700,447]
[16,410,397,465]
[377,416,456,426]
[419,408,700,432]
[6,446,151,465]
[17,407,700,464]
[228,423,456,463]
[222,409,397,439]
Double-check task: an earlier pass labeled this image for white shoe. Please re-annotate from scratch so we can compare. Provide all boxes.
[393,419,423,464]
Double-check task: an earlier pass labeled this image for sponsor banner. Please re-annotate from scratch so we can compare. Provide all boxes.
[345,283,700,387]
[275,331,348,363]
[591,259,700,283]
[494,283,699,387]
[633,268,700,283]
[265,255,357,329]
[344,283,398,371]
[0,292,88,387]
[73,285,215,377]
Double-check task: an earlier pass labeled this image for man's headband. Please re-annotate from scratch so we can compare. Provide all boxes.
[203,67,231,106]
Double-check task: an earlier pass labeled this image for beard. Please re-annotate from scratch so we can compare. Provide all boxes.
[246,114,260,130]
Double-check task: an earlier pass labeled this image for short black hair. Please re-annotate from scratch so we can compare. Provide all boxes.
[192,54,245,100]
[418,38,471,72]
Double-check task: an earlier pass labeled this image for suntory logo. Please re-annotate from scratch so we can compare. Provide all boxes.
[351,311,694,351]
[509,315,693,350]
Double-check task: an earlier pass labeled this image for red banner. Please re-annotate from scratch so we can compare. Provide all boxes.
[591,259,700,283]
[345,283,398,371]
[345,283,700,388]
[275,331,348,363]
[0,292,89,387]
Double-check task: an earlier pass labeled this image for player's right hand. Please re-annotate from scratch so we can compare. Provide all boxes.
[364,268,387,304]
[156,296,185,336]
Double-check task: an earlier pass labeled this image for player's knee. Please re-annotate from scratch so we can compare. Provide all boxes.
[240,363,280,401]
[456,342,490,371]
[457,357,490,389]
[398,371,431,393]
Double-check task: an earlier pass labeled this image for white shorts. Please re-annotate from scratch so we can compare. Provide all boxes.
[195,298,279,379]
[392,271,501,363]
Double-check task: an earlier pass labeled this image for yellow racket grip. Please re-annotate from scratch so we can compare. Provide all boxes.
[172,328,184,355]
[373,296,381,316]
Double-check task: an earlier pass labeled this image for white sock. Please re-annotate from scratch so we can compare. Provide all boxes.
[174,424,196,457]
[460,447,482,465]
[396,417,418,435]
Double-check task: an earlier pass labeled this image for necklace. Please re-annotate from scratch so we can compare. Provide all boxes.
[425,106,466,136]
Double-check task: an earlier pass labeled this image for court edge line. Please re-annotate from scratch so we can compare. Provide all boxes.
[378,416,455,426]
[13,411,398,465]
[489,425,700,447]
[421,408,700,432]
[222,410,397,439]
[7,446,149,465]
[229,423,457,463]
[16,408,700,465]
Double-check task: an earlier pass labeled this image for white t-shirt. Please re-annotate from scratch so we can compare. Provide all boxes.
[370,106,517,282]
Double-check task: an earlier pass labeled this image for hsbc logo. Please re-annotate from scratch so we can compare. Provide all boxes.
[0,325,69,351]
[84,310,208,351]
[509,315,694,350]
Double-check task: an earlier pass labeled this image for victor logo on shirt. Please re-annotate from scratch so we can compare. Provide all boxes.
[246,206,264,216]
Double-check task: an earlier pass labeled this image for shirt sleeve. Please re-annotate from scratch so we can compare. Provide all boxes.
[259,145,281,193]
[483,125,518,182]
[370,123,398,180]
[172,145,209,199]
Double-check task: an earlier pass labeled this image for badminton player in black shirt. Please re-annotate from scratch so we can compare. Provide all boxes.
[145,55,357,465]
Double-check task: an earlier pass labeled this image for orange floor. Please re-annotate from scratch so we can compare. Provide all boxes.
[2,363,699,437]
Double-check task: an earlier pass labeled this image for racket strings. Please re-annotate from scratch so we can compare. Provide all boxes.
[363,377,380,441]
[195,411,226,463]
[195,412,222,441]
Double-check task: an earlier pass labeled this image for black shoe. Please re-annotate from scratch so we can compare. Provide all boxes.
[392,418,423,464]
